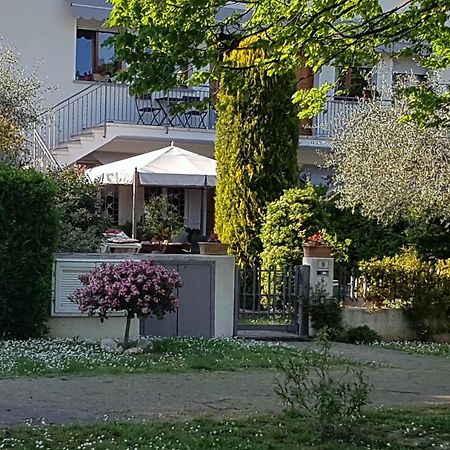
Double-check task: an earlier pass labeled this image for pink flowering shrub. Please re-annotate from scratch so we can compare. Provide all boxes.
[69,260,183,345]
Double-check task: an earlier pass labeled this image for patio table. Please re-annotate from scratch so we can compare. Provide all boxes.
[155,92,202,127]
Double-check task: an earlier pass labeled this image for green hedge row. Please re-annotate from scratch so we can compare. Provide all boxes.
[0,165,58,338]
[359,248,450,338]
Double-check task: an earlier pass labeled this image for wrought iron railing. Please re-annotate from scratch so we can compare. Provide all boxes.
[30,127,61,173]
[33,82,214,153]
[30,80,360,172]
[314,98,359,137]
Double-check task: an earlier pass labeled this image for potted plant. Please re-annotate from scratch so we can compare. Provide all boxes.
[302,232,332,257]
[198,232,229,255]
[139,195,184,253]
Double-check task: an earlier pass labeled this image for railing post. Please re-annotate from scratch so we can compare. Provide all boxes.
[103,81,108,138]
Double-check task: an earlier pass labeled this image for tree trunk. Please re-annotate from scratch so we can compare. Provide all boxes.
[124,314,132,347]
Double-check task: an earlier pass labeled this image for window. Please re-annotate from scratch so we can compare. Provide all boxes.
[335,67,372,99]
[393,72,427,87]
[76,29,120,81]
[167,188,185,218]
[101,186,119,224]
[144,187,163,202]
[144,187,185,219]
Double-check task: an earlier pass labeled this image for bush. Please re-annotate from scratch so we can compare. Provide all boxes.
[339,326,381,344]
[309,290,344,340]
[276,333,372,440]
[260,185,330,269]
[51,166,108,252]
[69,260,183,345]
[0,165,58,338]
[359,247,450,339]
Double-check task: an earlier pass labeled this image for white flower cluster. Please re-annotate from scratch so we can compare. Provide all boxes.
[0,337,299,378]
[371,340,450,358]
[0,338,174,377]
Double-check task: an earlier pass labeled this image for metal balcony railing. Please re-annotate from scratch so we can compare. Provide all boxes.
[34,82,215,152]
[314,97,359,138]
[31,81,361,171]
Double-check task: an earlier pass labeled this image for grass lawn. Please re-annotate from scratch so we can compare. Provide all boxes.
[0,406,448,449]
[0,337,352,378]
[369,341,450,359]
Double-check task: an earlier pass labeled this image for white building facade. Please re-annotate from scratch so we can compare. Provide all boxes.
[1,0,443,228]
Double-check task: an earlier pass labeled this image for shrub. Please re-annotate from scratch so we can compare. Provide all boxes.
[276,332,372,440]
[339,326,381,344]
[69,260,183,345]
[0,165,58,338]
[309,289,344,340]
[359,247,450,339]
[51,166,108,252]
[260,185,330,269]
[326,203,407,268]
[214,37,299,267]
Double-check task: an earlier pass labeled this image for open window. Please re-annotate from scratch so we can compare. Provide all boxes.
[75,29,121,81]
[335,67,372,99]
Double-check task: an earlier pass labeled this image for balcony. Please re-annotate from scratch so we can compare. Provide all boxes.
[32,82,360,169]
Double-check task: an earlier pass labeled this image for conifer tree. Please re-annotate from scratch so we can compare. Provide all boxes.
[214,40,299,267]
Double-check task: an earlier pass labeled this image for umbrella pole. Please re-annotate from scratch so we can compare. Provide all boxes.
[132,168,138,239]
[200,187,208,235]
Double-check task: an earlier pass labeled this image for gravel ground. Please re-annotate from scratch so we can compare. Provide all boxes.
[0,342,448,427]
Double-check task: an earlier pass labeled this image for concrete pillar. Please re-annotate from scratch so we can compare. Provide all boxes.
[376,53,394,103]
[302,256,334,298]
[302,254,335,336]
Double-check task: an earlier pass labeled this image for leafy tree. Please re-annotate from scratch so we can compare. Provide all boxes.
[108,0,450,119]
[50,166,109,253]
[70,260,183,346]
[0,45,51,165]
[214,39,299,266]
[326,203,407,268]
[325,96,450,224]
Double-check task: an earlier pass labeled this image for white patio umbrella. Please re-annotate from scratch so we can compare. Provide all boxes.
[86,144,217,237]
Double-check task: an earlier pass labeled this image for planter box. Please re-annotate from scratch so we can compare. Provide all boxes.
[199,242,229,255]
[302,245,332,257]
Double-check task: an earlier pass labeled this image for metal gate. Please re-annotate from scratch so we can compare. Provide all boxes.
[235,265,310,336]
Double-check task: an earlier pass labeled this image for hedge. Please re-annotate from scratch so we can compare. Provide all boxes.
[0,165,58,338]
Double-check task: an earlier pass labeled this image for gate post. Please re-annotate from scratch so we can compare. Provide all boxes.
[233,266,240,336]
[302,256,334,299]
[298,265,310,337]
[302,254,335,336]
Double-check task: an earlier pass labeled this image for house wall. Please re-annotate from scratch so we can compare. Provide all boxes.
[0,0,84,107]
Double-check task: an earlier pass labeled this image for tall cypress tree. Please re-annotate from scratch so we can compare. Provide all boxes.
[214,40,299,267]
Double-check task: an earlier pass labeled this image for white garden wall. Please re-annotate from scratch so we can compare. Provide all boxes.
[50,253,235,340]
[343,307,416,341]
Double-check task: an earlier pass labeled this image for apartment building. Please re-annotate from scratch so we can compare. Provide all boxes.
[0,0,439,228]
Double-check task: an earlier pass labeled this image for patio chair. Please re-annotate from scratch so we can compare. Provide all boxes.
[135,94,163,125]
[184,108,208,128]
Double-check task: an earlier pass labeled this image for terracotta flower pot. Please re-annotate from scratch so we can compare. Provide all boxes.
[198,242,229,255]
[302,244,332,257]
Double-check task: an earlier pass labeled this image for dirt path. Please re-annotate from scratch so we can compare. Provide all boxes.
[0,343,448,427]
